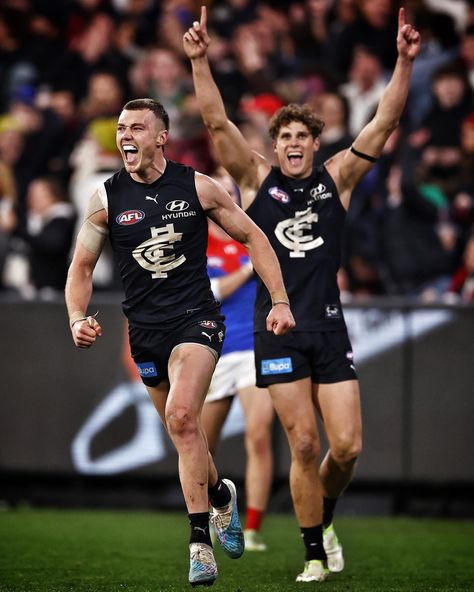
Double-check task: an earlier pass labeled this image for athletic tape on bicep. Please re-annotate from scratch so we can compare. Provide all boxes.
[77,219,108,254]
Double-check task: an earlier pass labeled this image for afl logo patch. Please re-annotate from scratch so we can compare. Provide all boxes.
[269,186,290,204]
[166,200,189,212]
[199,320,217,329]
[116,210,145,225]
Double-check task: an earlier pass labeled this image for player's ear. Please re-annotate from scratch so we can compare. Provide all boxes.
[156,129,169,147]
[313,137,321,152]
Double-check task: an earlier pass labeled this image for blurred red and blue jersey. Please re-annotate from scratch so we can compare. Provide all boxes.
[207,233,256,355]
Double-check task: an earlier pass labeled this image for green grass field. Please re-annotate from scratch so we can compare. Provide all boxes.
[1,509,473,592]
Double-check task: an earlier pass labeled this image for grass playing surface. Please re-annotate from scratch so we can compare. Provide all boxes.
[1,508,473,591]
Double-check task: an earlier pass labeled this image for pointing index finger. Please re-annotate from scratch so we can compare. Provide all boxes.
[398,6,405,31]
[201,5,207,34]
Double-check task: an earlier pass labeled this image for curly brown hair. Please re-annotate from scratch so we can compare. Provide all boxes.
[268,103,325,140]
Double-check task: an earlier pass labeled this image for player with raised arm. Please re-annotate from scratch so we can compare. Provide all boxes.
[184,6,420,582]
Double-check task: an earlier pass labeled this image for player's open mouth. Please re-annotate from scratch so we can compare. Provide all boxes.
[288,151,303,165]
[123,144,138,163]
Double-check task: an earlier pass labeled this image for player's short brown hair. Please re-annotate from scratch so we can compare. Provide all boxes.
[268,103,324,140]
[122,98,170,131]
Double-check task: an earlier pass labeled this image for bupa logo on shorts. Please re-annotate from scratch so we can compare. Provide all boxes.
[116,209,145,225]
[166,200,189,212]
[268,186,290,204]
[199,320,217,329]
[136,361,158,377]
[261,357,293,375]
[325,304,341,319]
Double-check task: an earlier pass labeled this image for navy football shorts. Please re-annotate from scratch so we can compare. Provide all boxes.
[254,329,357,387]
[129,313,226,387]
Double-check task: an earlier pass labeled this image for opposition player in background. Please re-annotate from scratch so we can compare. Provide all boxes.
[184,6,420,583]
[203,167,274,552]
[65,98,295,587]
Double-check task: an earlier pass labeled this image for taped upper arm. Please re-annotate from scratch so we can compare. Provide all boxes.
[85,186,108,220]
[78,187,109,254]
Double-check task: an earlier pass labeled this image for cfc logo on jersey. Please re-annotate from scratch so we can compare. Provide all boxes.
[116,210,145,225]
[133,224,186,278]
[274,207,324,258]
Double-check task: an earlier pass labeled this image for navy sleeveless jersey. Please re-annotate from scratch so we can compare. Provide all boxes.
[103,160,219,328]
[246,164,346,331]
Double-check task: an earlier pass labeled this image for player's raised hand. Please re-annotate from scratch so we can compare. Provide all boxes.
[397,7,420,62]
[183,5,210,60]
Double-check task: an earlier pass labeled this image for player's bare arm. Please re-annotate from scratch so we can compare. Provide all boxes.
[326,7,420,209]
[184,5,270,209]
[65,201,108,348]
[196,173,295,335]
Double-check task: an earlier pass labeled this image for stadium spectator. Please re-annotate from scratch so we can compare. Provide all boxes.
[329,0,399,76]
[409,64,473,187]
[339,46,387,137]
[446,230,474,302]
[0,4,37,113]
[203,167,274,552]
[14,176,76,298]
[0,158,17,290]
[449,114,474,239]
[378,163,454,299]
[310,92,354,164]
[65,97,294,587]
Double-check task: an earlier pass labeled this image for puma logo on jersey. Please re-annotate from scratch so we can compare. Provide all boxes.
[202,331,213,341]
[146,194,159,204]
[193,526,208,534]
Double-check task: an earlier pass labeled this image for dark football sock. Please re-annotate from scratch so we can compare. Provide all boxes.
[323,496,338,527]
[208,478,231,508]
[189,512,212,546]
[300,525,326,561]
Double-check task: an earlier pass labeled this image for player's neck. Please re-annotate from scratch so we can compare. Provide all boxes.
[130,156,167,184]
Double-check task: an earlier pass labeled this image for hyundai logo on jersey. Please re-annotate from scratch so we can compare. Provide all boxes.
[166,200,189,212]
[136,361,158,377]
[268,186,290,203]
[116,210,145,225]
[261,357,293,375]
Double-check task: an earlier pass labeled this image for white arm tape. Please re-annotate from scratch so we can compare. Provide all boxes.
[77,219,108,255]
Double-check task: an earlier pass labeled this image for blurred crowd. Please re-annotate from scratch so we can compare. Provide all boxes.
[0,0,474,303]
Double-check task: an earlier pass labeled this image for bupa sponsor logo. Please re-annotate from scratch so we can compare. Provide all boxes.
[166,200,189,212]
[116,209,145,225]
[136,361,158,378]
[269,186,290,204]
[261,357,293,375]
[199,320,217,329]
[309,183,332,201]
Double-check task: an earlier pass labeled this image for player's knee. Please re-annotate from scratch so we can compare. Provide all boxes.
[331,433,362,466]
[291,434,319,466]
[166,406,198,439]
[245,429,271,457]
